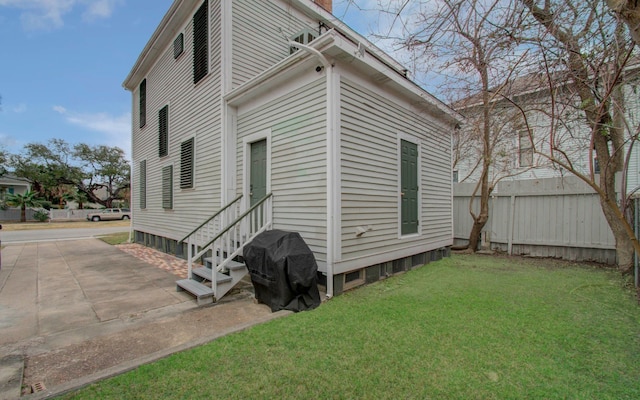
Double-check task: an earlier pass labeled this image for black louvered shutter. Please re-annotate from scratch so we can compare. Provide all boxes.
[193,0,208,84]
[139,160,147,209]
[162,165,173,209]
[139,79,146,128]
[180,138,194,189]
[159,105,168,157]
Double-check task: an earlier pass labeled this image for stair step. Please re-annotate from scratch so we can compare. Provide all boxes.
[192,267,232,284]
[203,257,246,271]
[176,279,215,305]
[225,260,246,271]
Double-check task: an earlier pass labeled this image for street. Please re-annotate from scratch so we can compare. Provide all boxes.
[1,226,131,244]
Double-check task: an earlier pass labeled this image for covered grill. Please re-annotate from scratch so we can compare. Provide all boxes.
[244,230,321,312]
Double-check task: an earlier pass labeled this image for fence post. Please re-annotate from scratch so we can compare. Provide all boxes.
[507,195,516,256]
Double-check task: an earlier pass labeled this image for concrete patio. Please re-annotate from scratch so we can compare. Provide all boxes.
[0,239,285,399]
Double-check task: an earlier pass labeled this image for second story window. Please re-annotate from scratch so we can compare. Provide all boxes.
[193,0,208,84]
[139,79,146,128]
[159,105,169,157]
[518,128,533,167]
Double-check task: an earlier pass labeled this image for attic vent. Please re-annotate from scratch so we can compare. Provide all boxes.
[174,33,184,59]
[289,28,317,54]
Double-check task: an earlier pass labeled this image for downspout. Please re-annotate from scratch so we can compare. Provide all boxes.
[289,40,335,299]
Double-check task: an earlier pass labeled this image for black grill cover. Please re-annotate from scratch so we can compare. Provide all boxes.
[244,230,321,312]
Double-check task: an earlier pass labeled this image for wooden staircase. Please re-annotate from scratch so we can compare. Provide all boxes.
[176,194,273,305]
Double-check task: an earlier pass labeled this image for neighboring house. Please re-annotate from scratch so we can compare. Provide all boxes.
[453,67,640,191]
[0,174,31,200]
[123,0,460,301]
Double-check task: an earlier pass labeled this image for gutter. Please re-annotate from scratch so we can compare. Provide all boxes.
[288,40,336,300]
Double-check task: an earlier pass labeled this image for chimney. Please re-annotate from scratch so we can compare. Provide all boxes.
[314,0,332,13]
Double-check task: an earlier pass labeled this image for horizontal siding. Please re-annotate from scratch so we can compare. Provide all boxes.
[340,78,453,261]
[232,0,313,88]
[236,79,328,261]
[132,1,223,240]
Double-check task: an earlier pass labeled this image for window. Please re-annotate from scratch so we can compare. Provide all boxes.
[159,105,168,157]
[174,33,184,59]
[139,160,147,209]
[162,165,173,209]
[180,137,194,189]
[453,170,459,183]
[518,128,533,167]
[290,28,317,54]
[400,139,419,236]
[193,0,208,84]
[139,79,146,128]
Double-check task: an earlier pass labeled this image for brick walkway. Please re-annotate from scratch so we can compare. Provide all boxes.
[116,243,189,278]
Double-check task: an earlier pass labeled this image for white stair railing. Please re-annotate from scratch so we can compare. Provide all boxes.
[190,193,273,296]
[180,195,243,279]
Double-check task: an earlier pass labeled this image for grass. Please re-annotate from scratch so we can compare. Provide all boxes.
[61,254,640,399]
[97,232,131,245]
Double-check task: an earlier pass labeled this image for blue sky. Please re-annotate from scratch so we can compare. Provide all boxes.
[0,0,405,161]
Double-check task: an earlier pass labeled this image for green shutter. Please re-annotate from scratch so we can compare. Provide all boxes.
[139,160,146,209]
[162,165,173,209]
[193,0,208,84]
[180,138,194,189]
[159,105,168,157]
[139,79,146,128]
[401,139,419,235]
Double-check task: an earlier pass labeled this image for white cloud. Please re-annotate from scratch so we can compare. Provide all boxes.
[53,105,67,114]
[0,0,120,30]
[82,0,120,22]
[54,106,132,159]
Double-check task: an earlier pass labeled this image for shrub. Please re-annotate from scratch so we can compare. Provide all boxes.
[33,209,49,222]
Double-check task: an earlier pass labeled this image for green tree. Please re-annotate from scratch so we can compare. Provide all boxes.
[6,190,42,222]
[9,139,130,208]
[73,143,130,208]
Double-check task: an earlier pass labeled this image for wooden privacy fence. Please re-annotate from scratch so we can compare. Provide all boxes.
[453,177,617,264]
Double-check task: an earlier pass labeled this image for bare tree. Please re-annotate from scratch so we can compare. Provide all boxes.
[607,0,640,43]
[391,0,531,250]
[514,0,640,272]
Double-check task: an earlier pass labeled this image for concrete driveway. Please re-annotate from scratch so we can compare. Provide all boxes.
[0,239,284,399]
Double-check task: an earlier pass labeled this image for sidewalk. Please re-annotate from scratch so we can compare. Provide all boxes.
[0,239,286,399]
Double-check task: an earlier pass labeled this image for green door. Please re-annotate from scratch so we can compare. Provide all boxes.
[250,139,267,207]
[401,140,419,235]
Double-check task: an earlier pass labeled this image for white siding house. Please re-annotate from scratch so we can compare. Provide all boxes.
[123,0,460,300]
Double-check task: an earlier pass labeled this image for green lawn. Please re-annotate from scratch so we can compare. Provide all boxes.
[62,254,640,399]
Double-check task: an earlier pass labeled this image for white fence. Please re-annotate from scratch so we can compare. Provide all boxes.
[0,208,96,222]
[454,177,617,264]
